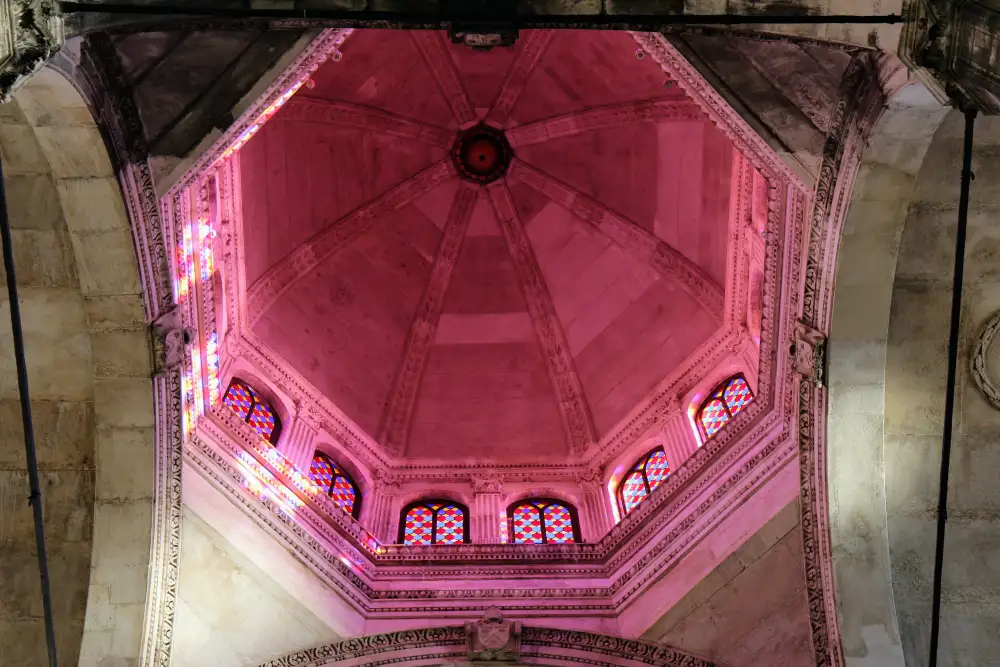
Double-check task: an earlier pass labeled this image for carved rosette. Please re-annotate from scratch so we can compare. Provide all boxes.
[0,0,63,101]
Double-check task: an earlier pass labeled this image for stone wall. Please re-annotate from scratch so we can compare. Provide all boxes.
[642,498,812,666]
[0,67,155,667]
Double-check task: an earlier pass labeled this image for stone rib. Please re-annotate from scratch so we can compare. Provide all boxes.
[246,161,454,324]
[487,181,598,455]
[506,97,702,148]
[410,31,476,126]
[507,159,725,317]
[279,97,453,148]
[485,30,554,127]
[379,184,478,453]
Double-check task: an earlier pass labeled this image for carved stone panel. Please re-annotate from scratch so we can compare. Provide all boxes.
[466,608,521,662]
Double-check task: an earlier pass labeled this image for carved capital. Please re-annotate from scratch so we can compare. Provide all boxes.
[0,0,63,101]
[652,395,682,425]
[792,321,827,387]
[465,607,521,662]
[151,307,194,377]
[472,474,504,495]
[575,466,604,487]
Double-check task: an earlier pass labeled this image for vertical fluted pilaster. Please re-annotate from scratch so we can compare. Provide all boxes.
[364,477,401,543]
[658,402,700,471]
[577,470,612,541]
[471,476,504,543]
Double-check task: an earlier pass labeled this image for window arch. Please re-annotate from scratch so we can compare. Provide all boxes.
[508,499,580,544]
[617,447,671,516]
[223,377,281,443]
[307,452,360,518]
[399,500,469,545]
[697,373,754,440]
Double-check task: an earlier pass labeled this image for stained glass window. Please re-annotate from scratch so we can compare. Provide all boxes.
[307,452,360,518]
[223,378,281,443]
[697,374,754,440]
[617,447,671,516]
[508,499,579,544]
[400,501,468,546]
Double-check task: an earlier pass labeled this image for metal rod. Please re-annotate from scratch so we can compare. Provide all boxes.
[58,2,903,26]
[928,107,977,667]
[0,147,58,666]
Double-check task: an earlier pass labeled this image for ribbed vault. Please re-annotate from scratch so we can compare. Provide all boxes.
[239,29,735,461]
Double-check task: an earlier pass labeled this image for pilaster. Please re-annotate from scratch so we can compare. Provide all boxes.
[280,405,318,472]
[576,469,611,542]
[365,474,402,543]
[471,475,504,543]
[656,398,700,472]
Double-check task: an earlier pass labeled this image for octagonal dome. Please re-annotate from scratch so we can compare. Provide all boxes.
[238,29,738,461]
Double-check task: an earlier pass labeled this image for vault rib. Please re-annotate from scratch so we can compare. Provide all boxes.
[507,159,725,318]
[484,30,554,127]
[246,160,454,324]
[487,181,598,455]
[379,184,479,454]
[505,96,702,148]
[278,97,453,148]
[410,31,476,126]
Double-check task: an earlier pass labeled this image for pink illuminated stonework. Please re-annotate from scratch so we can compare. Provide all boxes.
[161,25,812,642]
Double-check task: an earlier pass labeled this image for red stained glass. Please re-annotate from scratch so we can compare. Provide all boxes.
[697,374,755,441]
[403,506,433,545]
[510,500,577,544]
[223,378,281,444]
[401,501,467,545]
[617,446,671,517]
[308,452,358,517]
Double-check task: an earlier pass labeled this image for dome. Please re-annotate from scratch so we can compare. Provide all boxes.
[238,29,738,461]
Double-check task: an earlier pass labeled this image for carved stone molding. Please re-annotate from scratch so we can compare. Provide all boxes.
[278,97,452,148]
[972,309,1000,409]
[0,0,63,101]
[900,0,1000,112]
[410,30,475,125]
[793,321,827,387]
[485,30,553,127]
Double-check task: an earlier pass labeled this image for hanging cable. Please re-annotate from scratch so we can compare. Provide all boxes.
[928,107,977,667]
[57,2,903,27]
[0,150,59,667]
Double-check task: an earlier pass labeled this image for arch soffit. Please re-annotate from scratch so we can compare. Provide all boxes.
[8,66,158,667]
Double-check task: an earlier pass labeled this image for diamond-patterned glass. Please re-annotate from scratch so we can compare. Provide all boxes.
[699,397,729,438]
[645,449,671,491]
[512,503,543,544]
[308,454,335,492]
[723,376,753,416]
[403,506,433,545]
[248,402,277,441]
[223,382,253,420]
[434,504,464,544]
[543,503,575,543]
[621,470,648,514]
[330,476,356,516]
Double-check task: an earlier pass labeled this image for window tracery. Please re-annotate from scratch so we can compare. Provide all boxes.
[307,452,360,518]
[223,378,281,443]
[617,447,671,516]
[508,499,579,544]
[400,500,468,546]
[697,374,754,440]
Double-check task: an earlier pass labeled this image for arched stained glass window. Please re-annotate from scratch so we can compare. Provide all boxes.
[508,499,579,544]
[399,500,468,546]
[697,374,754,440]
[617,447,671,516]
[223,378,281,443]
[308,452,360,518]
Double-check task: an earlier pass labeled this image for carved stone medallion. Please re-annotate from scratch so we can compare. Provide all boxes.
[466,607,521,662]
